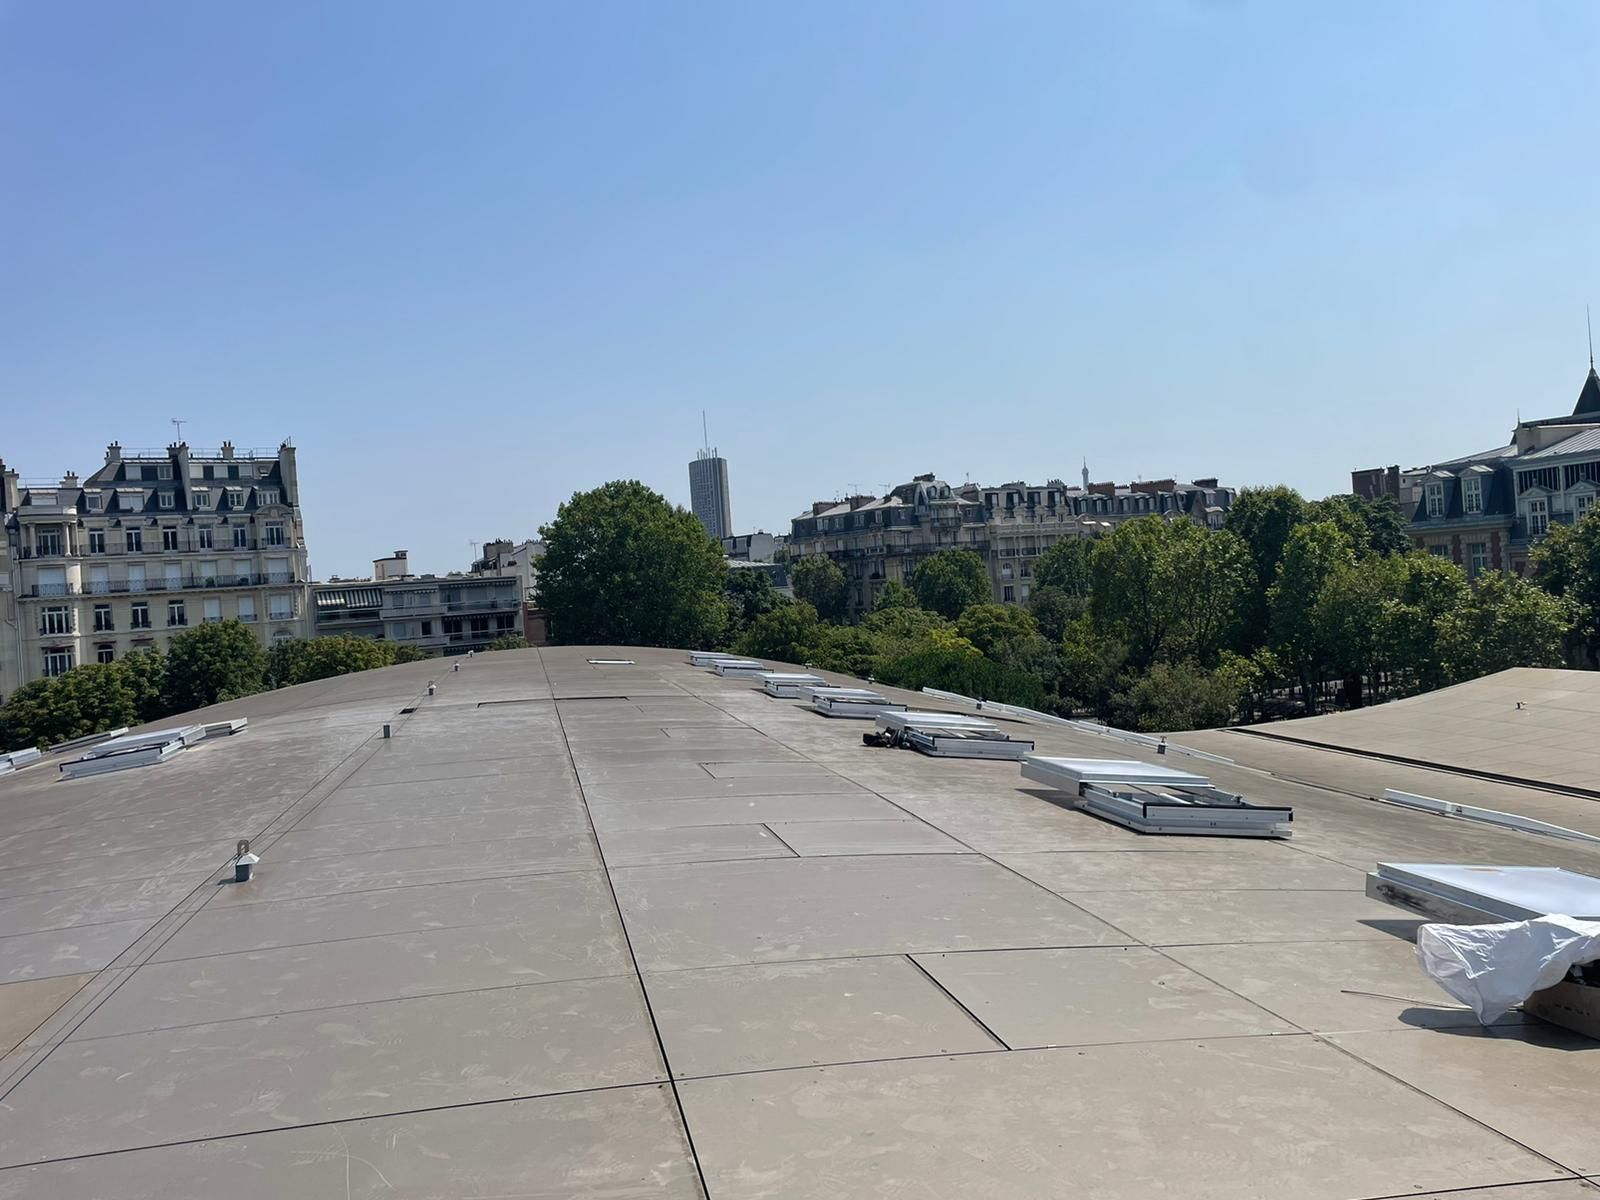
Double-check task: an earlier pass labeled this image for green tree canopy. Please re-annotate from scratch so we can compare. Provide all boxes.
[1532,514,1600,667]
[724,569,786,639]
[1225,486,1309,644]
[1033,538,1093,597]
[1108,661,1244,733]
[486,635,531,651]
[790,557,849,623]
[391,644,430,663]
[736,602,824,664]
[118,648,169,723]
[162,620,268,711]
[0,666,139,751]
[1306,494,1409,557]
[536,480,729,648]
[1088,518,1252,670]
[956,604,1044,663]
[1026,585,1082,644]
[269,635,394,687]
[908,549,991,619]
[1438,574,1573,683]
[871,579,919,612]
[1268,521,1356,711]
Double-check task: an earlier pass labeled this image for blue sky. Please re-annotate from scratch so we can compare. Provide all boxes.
[3,2,1598,577]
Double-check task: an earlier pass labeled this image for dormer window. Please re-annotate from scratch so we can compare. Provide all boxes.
[156,464,172,481]
[193,489,211,509]
[256,463,272,477]
[259,488,280,507]
[85,492,102,511]
[1425,482,1445,518]
[158,491,175,510]
[1462,476,1483,515]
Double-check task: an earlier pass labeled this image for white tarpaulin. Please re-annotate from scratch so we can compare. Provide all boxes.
[1417,914,1600,1023]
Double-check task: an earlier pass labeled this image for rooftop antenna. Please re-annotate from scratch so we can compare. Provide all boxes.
[1589,305,1594,369]
[171,418,186,442]
[469,539,481,561]
[701,410,709,451]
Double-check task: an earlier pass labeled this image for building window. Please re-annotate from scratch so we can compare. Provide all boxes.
[158,491,175,509]
[228,489,245,508]
[237,596,256,622]
[42,649,73,677]
[156,463,172,481]
[1000,564,1013,580]
[198,526,214,549]
[85,492,103,512]
[96,644,115,665]
[1424,482,1445,518]
[256,463,272,477]
[265,522,286,547]
[131,602,151,629]
[228,465,240,480]
[203,597,222,623]
[269,593,294,620]
[1429,545,1450,557]
[126,529,143,553]
[259,489,280,507]
[36,530,63,556]
[1528,497,1549,538]
[126,465,143,482]
[1577,493,1597,523]
[42,606,71,635]
[1468,542,1490,578]
[421,620,432,636]
[93,604,113,632]
[1002,585,1015,602]
[1463,476,1483,515]
[88,530,106,554]
[161,527,179,551]
[193,489,211,509]
[233,526,249,549]
[167,599,186,627]
[1021,585,1030,602]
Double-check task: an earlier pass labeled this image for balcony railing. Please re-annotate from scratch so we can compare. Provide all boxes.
[23,573,306,599]
[443,598,520,612]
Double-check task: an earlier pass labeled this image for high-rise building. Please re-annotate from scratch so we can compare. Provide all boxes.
[689,446,732,540]
[0,441,311,699]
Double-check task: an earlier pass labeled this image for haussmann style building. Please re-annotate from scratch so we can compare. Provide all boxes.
[0,441,310,699]
[787,470,1233,617]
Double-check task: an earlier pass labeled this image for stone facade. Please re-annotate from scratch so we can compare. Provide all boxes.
[0,442,310,699]
[787,473,1233,617]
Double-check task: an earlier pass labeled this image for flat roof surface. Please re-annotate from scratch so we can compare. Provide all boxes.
[2,648,1600,1197]
[1234,667,1600,795]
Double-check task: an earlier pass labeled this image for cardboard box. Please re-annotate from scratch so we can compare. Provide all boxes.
[1525,980,1600,1040]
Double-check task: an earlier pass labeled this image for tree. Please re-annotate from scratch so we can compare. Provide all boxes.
[1027,585,1082,644]
[909,549,990,619]
[0,665,136,751]
[737,602,825,664]
[1388,551,1470,694]
[1088,518,1251,670]
[270,635,394,687]
[956,604,1045,665]
[725,569,785,640]
[1438,574,1573,682]
[1033,538,1093,598]
[874,643,1047,708]
[790,557,849,623]
[1532,514,1600,667]
[1306,494,1409,557]
[486,635,530,651]
[1108,662,1244,733]
[391,645,429,663]
[117,648,169,723]
[871,580,919,612]
[1225,486,1308,645]
[162,621,268,711]
[536,480,729,648]
[1056,614,1128,716]
[1268,521,1356,712]
[1314,553,1406,706]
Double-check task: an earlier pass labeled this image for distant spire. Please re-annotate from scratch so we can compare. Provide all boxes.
[1589,304,1594,369]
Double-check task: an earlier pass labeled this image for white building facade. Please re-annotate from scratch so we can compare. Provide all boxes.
[0,441,312,699]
